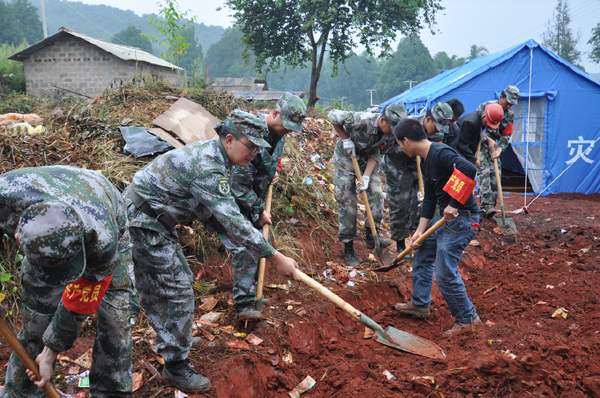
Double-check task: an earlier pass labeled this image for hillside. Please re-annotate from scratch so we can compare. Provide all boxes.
[34,0,225,55]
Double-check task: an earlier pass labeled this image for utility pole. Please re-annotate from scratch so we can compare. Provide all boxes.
[404,80,417,89]
[338,96,347,109]
[366,89,377,106]
[40,0,48,38]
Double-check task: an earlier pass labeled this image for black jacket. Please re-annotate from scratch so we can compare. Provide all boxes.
[456,110,484,163]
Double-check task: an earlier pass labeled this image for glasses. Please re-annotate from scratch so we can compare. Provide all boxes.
[234,136,261,155]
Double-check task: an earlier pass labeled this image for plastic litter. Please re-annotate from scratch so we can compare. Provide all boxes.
[119,126,174,158]
[288,376,316,398]
[246,334,264,346]
[551,307,568,319]
[382,370,397,381]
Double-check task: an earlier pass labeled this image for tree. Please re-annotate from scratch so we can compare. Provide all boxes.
[375,36,438,102]
[433,51,465,72]
[589,23,600,65]
[542,0,582,67]
[112,25,153,53]
[223,0,442,107]
[173,25,202,73]
[467,45,488,60]
[11,0,42,45]
[203,28,256,79]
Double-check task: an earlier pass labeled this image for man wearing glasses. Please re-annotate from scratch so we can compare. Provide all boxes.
[218,93,306,322]
[124,110,300,392]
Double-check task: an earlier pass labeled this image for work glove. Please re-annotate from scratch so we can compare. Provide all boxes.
[342,138,356,157]
[417,191,423,202]
[358,175,370,192]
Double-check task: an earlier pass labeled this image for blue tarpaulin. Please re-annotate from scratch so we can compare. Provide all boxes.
[380,39,600,195]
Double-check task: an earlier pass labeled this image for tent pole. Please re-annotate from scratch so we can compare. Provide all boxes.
[524,47,533,208]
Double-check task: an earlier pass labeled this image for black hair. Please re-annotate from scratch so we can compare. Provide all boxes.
[393,118,427,142]
[216,124,239,140]
[425,108,432,118]
[446,98,464,117]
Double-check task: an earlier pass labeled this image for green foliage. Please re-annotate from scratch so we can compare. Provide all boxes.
[223,0,442,107]
[175,25,203,73]
[433,51,466,71]
[589,23,600,65]
[112,25,153,54]
[542,0,582,69]
[375,36,438,102]
[0,41,29,93]
[203,28,256,78]
[0,0,42,45]
[145,0,197,65]
[0,234,23,308]
[467,44,489,60]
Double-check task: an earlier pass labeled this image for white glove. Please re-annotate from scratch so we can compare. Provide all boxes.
[342,138,356,157]
[358,175,370,192]
[417,191,423,202]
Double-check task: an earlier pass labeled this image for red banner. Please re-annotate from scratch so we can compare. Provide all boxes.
[62,275,113,314]
[443,169,477,205]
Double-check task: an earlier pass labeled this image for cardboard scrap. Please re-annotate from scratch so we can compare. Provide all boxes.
[152,98,219,144]
[288,376,316,398]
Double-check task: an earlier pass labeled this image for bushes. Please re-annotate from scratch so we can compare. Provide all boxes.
[0,41,28,93]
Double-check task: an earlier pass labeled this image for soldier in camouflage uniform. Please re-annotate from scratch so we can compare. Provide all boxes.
[221,94,306,321]
[381,102,454,255]
[0,166,133,398]
[329,104,405,266]
[125,110,300,392]
[476,85,520,218]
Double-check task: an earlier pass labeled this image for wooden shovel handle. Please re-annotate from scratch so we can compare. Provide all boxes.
[350,154,377,237]
[297,272,361,321]
[0,309,61,398]
[417,156,424,197]
[394,218,447,262]
[493,158,504,208]
[256,185,273,302]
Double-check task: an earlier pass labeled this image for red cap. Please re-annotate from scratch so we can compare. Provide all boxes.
[485,104,503,129]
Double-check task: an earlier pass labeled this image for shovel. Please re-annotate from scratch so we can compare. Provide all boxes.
[374,218,447,272]
[0,305,61,398]
[416,156,424,197]
[255,185,273,311]
[297,271,446,360]
[350,153,391,267]
[493,158,518,234]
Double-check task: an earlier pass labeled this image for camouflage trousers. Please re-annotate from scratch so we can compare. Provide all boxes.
[127,205,195,363]
[1,256,133,398]
[333,146,384,243]
[380,156,419,242]
[478,143,500,213]
[218,231,262,305]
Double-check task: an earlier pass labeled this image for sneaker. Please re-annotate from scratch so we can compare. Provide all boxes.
[163,359,210,392]
[365,228,392,249]
[395,301,430,318]
[343,241,360,267]
[235,302,262,322]
[443,316,482,335]
[485,208,497,219]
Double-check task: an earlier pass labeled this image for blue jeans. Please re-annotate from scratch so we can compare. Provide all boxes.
[411,213,480,323]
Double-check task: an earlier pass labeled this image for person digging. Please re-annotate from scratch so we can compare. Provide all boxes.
[392,118,482,336]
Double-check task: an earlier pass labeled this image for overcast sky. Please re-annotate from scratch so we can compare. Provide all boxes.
[77,0,600,74]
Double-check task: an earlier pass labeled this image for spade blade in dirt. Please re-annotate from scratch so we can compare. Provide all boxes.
[493,158,518,235]
[298,272,446,360]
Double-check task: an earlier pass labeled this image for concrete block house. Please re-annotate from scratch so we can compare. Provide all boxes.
[9,27,181,97]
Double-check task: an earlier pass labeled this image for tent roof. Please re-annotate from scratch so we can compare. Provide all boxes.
[381,39,600,109]
[9,27,181,70]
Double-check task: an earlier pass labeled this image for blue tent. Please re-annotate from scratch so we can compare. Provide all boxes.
[380,39,600,195]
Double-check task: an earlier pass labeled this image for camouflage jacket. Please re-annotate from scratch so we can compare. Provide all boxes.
[381,114,442,165]
[477,100,514,151]
[0,165,128,352]
[231,114,285,224]
[329,110,386,163]
[130,139,274,258]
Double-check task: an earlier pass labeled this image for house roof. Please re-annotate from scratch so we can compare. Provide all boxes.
[208,77,268,92]
[9,27,181,70]
[233,90,304,101]
[380,39,600,110]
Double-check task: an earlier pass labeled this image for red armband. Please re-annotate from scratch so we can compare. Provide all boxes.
[277,158,282,172]
[443,169,477,205]
[62,275,113,314]
[501,123,513,136]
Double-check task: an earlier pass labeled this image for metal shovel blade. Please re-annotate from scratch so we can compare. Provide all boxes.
[372,236,392,268]
[360,314,446,360]
[494,206,518,234]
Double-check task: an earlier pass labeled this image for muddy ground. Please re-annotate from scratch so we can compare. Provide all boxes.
[15,190,595,398]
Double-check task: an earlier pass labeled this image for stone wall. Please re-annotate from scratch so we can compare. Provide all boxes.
[23,36,180,97]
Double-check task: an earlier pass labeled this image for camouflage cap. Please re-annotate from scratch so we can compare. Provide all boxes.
[18,201,85,286]
[215,109,271,148]
[383,103,408,131]
[503,85,520,105]
[430,102,453,134]
[276,92,307,133]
